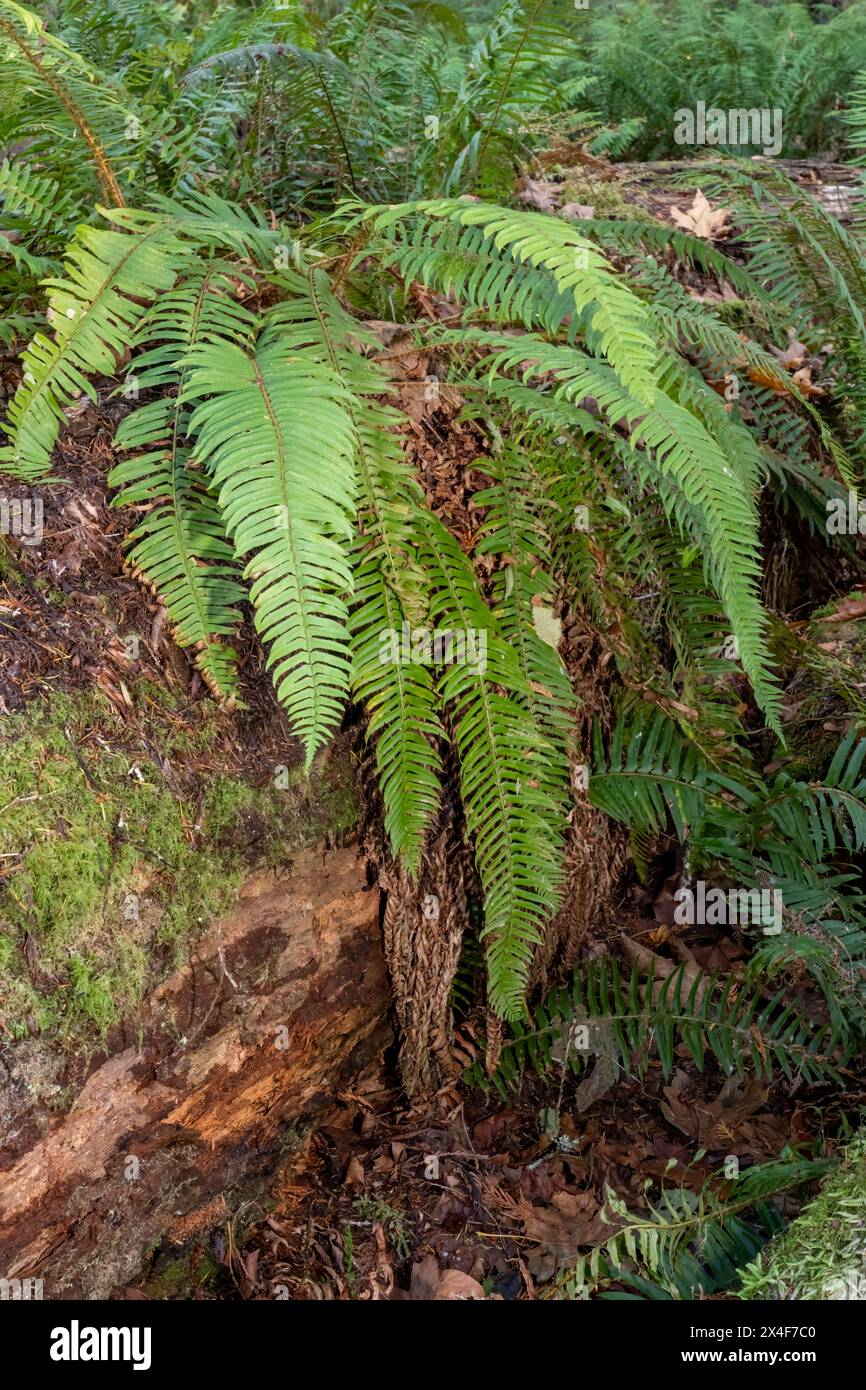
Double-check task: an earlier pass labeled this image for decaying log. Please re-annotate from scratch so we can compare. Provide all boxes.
[0,844,389,1299]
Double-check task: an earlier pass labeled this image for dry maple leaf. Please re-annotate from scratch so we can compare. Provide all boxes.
[669,189,731,240]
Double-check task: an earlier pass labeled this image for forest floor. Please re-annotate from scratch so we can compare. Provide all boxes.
[2,157,866,1301]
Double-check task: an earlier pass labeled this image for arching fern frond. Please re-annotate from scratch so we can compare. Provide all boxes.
[555,1155,832,1301]
[469,953,846,1097]
[360,198,659,401]
[472,444,576,785]
[0,0,133,209]
[448,327,781,733]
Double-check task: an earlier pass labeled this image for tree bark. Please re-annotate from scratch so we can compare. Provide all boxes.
[0,844,389,1299]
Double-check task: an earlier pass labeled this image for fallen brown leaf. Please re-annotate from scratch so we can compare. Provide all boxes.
[433,1268,487,1300]
[521,1190,613,1262]
[560,201,595,221]
[669,189,731,240]
[661,1070,768,1148]
[516,176,560,213]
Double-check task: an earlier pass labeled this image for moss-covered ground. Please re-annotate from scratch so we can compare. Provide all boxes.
[0,683,357,1045]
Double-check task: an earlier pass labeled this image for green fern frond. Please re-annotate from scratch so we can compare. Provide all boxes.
[183,334,357,765]
[0,215,185,478]
[0,159,74,238]
[110,262,257,700]
[0,0,131,208]
[419,510,567,1019]
[556,1155,832,1300]
[469,953,846,1098]
[265,269,445,868]
[450,327,782,733]
[360,198,660,401]
[472,444,576,774]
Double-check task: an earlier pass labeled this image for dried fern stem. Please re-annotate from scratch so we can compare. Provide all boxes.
[0,14,125,208]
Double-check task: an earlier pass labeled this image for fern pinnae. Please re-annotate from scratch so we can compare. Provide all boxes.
[556,1155,832,1300]
[471,0,547,187]
[361,198,659,401]
[451,327,781,734]
[472,444,575,784]
[472,955,845,1098]
[0,2,125,208]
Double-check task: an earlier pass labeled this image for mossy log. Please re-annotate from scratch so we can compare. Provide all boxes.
[0,844,389,1299]
[737,1129,866,1299]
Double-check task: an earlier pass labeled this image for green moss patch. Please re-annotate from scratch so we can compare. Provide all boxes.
[0,688,357,1046]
